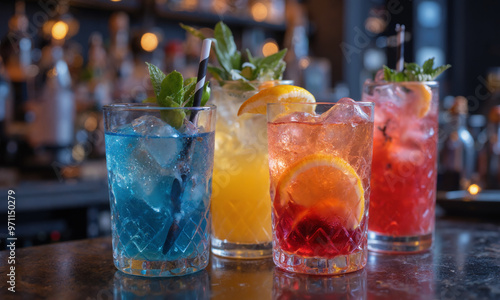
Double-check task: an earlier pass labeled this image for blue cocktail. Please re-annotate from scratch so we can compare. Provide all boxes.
[104,104,216,277]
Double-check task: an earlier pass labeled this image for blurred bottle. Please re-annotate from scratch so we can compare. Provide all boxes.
[0,57,13,165]
[478,106,500,189]
[283,0,309,86]
[438,96,475,191]
[109,12,133,94]
[28,46,74,162]
[0,1,31,125]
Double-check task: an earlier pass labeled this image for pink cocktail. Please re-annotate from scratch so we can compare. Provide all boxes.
[363,81,439,252]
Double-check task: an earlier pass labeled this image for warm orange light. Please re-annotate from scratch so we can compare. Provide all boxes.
[110,0,122,2]
[299,57,310,69]
[262,40,278,57]
[141,32,159,52]
[467,184,480,195]
[52,21,69,40]
[251,2,268,22]
[84,115,98,132]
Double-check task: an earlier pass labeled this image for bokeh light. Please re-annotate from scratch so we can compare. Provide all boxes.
[467,184,480,196]
[141,32,159,52]
[251,2,268,22]
[52,21,69,40]
[262,40,278,57]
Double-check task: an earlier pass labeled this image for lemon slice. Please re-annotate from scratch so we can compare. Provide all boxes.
[403,82,432,118]
[276,154,365,230]
[237,85,316,116]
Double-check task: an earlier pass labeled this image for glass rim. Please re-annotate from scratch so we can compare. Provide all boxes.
[102,103,217,112]
[363,81,439,88]
[267,101,374,108]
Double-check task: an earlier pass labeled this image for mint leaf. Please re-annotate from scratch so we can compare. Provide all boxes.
[383,58,451,82]
[160,109,185,129]
[221,80,257,91]
[182,21,287,90]
[179,23,207,40]
[383,65,394,81]
[146,63,212,129]
[207,66,226,81]
[431,64,451,79]
[146,62,166,98]
[183,82,211,108]
[258,49,287,71]
[201,82,211,106]
[422,58,434,74]
[213,21,241,73]
[159,71,184,105]
[241,65,254,80]
[274,61,286,80]
[182,78,197,106]
[246,49,255,64]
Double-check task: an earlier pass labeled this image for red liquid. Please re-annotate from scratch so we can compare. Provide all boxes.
[365,84,438,237]
[274,201,366,258]
[267,117,373,259]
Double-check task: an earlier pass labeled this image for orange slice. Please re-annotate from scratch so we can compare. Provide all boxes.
[237,85,315,116]
[403,82,432,118]
[276,154,365,230]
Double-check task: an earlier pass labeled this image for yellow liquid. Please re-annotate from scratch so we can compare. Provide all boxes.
[211,88,273,244]
[212,150,272,243]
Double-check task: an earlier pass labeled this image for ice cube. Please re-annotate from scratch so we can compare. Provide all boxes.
[273,111,317,123]
[320,97,370,124]
[132,115,179,138]
[129,115,182,168]
[179,119,200,136]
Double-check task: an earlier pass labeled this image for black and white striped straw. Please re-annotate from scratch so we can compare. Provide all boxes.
[396,24,405,72]
[190,38,212,122]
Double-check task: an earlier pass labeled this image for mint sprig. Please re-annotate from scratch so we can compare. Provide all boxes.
[383,58,451,82]
[181,21,287,90]
[144,62,210,129]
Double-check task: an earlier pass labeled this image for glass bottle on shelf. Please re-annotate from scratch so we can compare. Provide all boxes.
[0,0,31,126]
[28,46,74,164]
[438,96,475,191]
[478,106,500,189]
[0,57,13,165]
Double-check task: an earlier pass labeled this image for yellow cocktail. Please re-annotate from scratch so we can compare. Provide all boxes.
[211,81,291,258]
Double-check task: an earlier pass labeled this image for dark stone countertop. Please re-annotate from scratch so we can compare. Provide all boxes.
[1,216,499,300]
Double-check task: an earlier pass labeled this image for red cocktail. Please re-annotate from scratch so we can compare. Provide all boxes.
[267,100,374,275]
[363,81,439,252]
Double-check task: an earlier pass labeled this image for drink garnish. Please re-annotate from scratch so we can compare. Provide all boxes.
[380,58,449,119]
[382,58,450,82]
[275,154,365,230]
[237,85,315,116]
[145,62,210,128]
[181,21,287,90]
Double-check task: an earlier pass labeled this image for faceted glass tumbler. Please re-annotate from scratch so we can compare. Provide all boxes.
[267,102,374,275]
[210,80,292,259]
[362,82,439,253]
[103,104,216,276]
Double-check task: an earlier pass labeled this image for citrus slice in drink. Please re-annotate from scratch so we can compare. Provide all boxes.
[237,85,315,116]
[276,154,365,230]
[403,82,432,118]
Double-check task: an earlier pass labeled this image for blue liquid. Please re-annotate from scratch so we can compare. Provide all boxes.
[105,128,214,276]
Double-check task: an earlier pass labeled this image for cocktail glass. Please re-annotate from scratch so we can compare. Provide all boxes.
[362,81,439,253]
[267,100,374,275]
[210,80,292,259]
[103,103,216,276]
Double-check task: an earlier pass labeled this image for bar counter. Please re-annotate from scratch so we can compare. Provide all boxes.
[1,215,500,299]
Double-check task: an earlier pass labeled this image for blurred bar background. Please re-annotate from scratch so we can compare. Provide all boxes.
[1,0,499,249]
